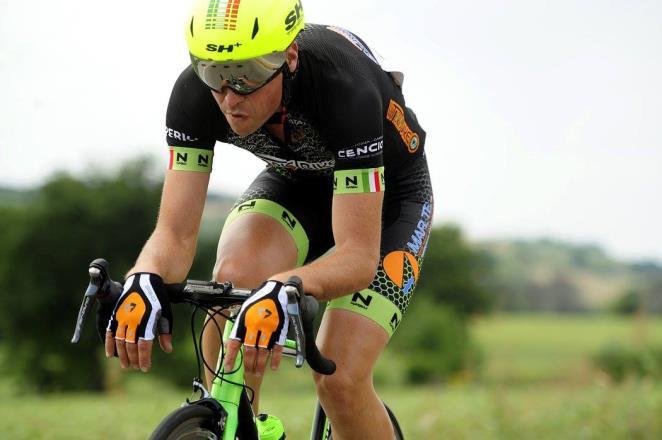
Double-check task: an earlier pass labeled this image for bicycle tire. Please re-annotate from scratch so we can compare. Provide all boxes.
[149,405,220,440]
[310,401,404,439]
[385,403,404,439]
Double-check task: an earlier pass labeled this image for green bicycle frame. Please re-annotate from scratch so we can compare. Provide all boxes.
[209,318,297,439]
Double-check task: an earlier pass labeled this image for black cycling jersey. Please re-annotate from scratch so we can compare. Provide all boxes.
[164,23,434,335]
[165,24,427,192]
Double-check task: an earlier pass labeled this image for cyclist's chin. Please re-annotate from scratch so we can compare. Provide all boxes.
[226,116,261,137]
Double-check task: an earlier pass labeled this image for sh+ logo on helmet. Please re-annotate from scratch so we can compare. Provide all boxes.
[206,42,242,53]
[285,0,303,31]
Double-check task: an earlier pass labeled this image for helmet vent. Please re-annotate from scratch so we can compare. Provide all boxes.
[251,17,259,39]
[190,17,194,37]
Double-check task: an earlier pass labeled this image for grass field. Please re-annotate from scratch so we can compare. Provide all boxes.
[1,314,661,439]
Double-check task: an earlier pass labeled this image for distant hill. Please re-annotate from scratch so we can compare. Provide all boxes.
[477,238,662,312]
[1,184,235,241]
[0,186,36,207]
[4,185,660,312]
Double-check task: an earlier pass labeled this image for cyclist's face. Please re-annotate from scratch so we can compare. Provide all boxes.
[211,43,298,137]
[212,74,283,137]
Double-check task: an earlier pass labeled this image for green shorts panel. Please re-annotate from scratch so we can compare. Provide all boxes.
[224,199,309,267]
[326,289,403,338]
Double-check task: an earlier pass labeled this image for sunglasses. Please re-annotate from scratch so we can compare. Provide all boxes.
[190,52,287,95]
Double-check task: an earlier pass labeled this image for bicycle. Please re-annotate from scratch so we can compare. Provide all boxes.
[72,258,404,439]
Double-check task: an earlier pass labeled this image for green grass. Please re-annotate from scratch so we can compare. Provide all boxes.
[1,380,660,439]
[472,314,662,384]
[2,314,662,439]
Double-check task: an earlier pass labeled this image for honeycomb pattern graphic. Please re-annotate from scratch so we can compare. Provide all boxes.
[410,159,434,205]
[370,252,423,314]
[232,186,277,209]
[369,161,433,315]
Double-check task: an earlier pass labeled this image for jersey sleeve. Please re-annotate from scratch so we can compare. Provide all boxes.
[321,75,386,195]
[165,67,221,173]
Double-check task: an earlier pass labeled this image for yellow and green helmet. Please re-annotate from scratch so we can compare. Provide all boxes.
[186,0,305,94]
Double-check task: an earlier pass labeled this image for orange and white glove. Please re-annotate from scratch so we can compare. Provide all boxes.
[107,273,173,343]
[230,280,289,349]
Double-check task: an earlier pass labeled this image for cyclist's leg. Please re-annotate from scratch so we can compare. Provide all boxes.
[203,211,298,408]
[314,310,393,440]
[203,169,333,412]
[314,161,433,439]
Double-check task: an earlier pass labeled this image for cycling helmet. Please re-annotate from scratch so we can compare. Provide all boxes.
[186,0,305,94]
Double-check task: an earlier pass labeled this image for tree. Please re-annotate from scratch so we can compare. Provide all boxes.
[0,160,163,391]
[415,225,493,316]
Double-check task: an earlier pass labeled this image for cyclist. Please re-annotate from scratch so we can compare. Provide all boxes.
[104,0,433,438]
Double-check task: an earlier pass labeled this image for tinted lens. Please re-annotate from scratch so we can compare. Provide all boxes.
[191,52,287,94]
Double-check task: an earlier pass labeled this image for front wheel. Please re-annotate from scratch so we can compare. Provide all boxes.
[149,405,220,440]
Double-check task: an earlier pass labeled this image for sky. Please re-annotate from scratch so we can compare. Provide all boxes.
[1,0,661,262]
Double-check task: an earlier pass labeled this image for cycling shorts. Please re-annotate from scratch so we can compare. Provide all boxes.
[222,158,433,337]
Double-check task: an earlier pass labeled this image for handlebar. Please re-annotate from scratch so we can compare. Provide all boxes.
[71,258,335,375]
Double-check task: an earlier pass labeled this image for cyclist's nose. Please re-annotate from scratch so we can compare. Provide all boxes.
[223,88,246,108]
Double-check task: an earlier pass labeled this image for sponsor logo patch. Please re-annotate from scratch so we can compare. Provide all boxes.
[166,127,199,143]
[406,202,432,256]
[285,0,303,32]
[254,153,335,171]
[206,42,242,53]
[333,167,385,194]
[350,292,373,310]
[386,99,420,153]
[337,139,384,159]
[383,251,420,294]
[168,146,213,173]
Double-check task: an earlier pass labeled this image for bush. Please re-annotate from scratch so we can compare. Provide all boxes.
[0,160,225,391]
[390,299,482,384]
[608,290,642,315]
[416,226,493,316]
[593,344,662,382]
[0,162,166,391]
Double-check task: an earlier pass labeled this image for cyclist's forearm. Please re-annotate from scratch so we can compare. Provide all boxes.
[272,243,378,301]
[128,226,198,282]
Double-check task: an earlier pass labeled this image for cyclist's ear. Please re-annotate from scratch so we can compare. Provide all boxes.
[286,42,298,73]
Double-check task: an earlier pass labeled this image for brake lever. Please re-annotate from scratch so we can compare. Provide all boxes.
[285,285,306,368]
[71,258,122,344]
[71,266,103,343]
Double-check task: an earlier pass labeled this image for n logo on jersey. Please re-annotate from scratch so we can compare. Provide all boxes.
[168,147,214,173]
[351,292,373,309]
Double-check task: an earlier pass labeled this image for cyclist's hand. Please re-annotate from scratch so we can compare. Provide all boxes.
[224,280,289,376]
[104,273,173,371]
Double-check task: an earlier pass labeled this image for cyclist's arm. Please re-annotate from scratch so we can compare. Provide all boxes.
[270,73,385,298]
[131,66,219,281]
[272,190,382,300]
[128,169,210,282]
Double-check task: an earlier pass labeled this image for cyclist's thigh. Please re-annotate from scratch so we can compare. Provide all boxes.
[214,168,334,285]
[326,158,434,339]
[317,308,390,380]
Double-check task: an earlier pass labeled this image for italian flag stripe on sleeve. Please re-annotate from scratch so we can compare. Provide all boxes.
[370,169,382,192]
[334,167,385,195]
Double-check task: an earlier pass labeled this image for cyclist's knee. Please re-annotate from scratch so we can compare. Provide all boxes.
[314,369,370,411]
[213,255,263,287]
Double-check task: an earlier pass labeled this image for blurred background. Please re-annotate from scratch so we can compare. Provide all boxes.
[1,0,661,438]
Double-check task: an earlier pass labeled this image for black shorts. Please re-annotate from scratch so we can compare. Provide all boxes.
[222,157,434,337]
